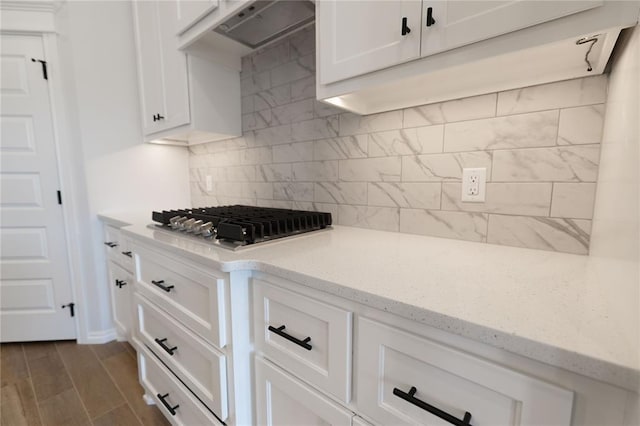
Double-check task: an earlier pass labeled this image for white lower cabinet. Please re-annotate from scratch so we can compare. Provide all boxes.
[107,262,132,340]
[138,344,224,425]
[356,317,574,426]
[255,357,354,426]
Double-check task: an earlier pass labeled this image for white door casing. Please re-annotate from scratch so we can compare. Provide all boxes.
[0,34,76,341]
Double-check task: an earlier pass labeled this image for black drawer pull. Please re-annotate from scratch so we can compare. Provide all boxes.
[393,386,472,426]
[104,241,118,248]
[154,337,177,356]
[401,17,411,35]
[151,280,174,292]
[115,279,127,289]
[121,251,132,257]
[426,6,436,27]
[268,325,312,351]
[157,393,179,416]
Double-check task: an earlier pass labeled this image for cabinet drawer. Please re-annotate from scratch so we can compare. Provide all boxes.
[253,278,352,402]
[137,345,224,426]
[134,293,228,421]
[255,357,353,426]
[107,262,132,340]
[357,317,574,426]
[103,225,134,271]
[134,244,227,348]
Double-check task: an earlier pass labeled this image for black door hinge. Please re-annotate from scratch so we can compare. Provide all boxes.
[31,58,48,80]
[62,302,75,317]
[57,190,62,205]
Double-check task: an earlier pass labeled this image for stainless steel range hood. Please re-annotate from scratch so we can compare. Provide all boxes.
[214,0,314,50]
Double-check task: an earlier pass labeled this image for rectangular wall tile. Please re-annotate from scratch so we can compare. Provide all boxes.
[251,41,290,73]
[402,151,492,182]
[442,182,552,216]
[292,161,338,181]
[368,182,441,209]
[368,125,443,157]
[256,164,292,182]
[271,54,315,87]
[403,93,496,128]
[551,183,597,219]
[272,99,314,125]
[444,111,558,152]
[558,104,605,145]
[240,70,271,96]
[338,205,400,232]
[497,75,607,115]
[314,182,367,205]
[273,182,314,201]
[400,209,488,242]
[290,75,315,101]
[292,117,339,141]
[487,215,591,254]
[254,85,291,110]
[313,135,368,160]
[492,145,600,182]
[240,147,272,165]
[252,124,293,146]
[272,141,314,163]
[339,157,401,182]
[339,110,403,136]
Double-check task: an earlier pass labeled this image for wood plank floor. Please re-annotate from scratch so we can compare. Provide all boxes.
[0,341,169,426]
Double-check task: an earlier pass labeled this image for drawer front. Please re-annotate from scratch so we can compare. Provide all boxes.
[137,345,224,426]
[255,357,353,426]
[134,244,227,348]
[103,225,134,271]
[357,317,574,426]
[134,293,228,420]
[253,278,352,402]
[107,262,132,340]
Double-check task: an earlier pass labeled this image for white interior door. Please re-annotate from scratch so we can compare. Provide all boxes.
[0,34,76,342]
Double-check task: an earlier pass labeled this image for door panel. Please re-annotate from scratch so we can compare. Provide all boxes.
[421,0,603,57]
[318,0,422,84]
[176,0,219,35]
[0,34,76,341]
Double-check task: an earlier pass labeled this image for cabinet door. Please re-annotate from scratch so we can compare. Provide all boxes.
[176,0,219,35]
[107,262,132,340]
[318,0,422,84]
[132,0,164,135]
[255,357,353,426]
[421,0,603,57]
[157,0,191,132]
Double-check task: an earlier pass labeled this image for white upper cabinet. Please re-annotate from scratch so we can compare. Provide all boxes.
[420,0,602,57]
[318,0,422,84]
[176,0,219,35]
[132,0,190,135]
[131,0,241,145]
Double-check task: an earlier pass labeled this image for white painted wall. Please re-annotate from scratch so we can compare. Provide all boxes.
[55,1,190,340]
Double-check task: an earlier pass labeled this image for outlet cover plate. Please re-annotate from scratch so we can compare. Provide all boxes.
[462,167,486,202]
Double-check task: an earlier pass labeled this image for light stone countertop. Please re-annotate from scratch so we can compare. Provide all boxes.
[100,212,639,391]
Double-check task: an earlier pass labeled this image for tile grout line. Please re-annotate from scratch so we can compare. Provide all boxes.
[53,342,94,424]
[20,343,45,426]
[90,345,144,426]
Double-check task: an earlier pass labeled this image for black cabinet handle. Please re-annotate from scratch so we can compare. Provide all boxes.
[154,338,178,356]
[268,325,312,351]
[157,114,165,120]
[401,17,411,35]
[104,242,118,248]
[393,386,472,426]
[152,114,157,122]
[115,279,127,288]
[151,280,174,292]
[157,393,179,416]
[121,251,132,257]
[426,7,436,27]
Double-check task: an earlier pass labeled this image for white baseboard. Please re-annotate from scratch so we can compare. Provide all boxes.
[82,328,118,344]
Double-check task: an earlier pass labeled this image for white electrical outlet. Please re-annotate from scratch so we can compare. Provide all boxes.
[461,168,486,202]
[205,175,213,192]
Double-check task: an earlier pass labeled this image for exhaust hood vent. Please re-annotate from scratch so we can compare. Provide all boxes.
[214,0,314,50]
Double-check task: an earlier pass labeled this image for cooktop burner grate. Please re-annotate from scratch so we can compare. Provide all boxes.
[152,205,332,246]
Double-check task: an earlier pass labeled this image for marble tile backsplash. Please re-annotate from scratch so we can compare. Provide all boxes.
[189,26,607,254]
